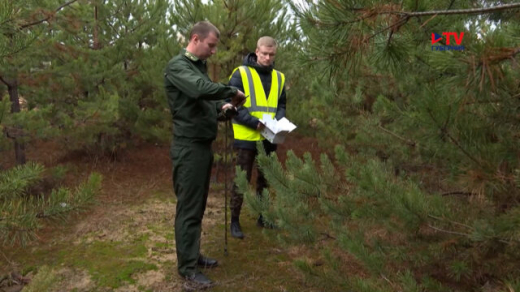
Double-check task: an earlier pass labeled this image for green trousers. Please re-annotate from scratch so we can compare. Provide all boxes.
[171,138,213,276]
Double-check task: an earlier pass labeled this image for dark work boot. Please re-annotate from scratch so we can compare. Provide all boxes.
[230,219,245,239]
[182,271,214,290]
[197,254,218,268]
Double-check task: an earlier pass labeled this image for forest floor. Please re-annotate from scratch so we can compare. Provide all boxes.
[0,132,331,292]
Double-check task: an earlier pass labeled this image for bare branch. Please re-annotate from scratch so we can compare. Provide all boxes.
[428,214,473,230]
[427,224,472,237]
[427,223,515,245]
[378,124,416,147]
[0,75,10,87]
[0,248,15,266]
[389,3,520,17]
[309,3,520,28]
[441,191,477,197]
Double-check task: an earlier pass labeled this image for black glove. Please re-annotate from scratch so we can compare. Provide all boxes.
[217,106,238,121]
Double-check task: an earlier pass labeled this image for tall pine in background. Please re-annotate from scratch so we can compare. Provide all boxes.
[0,0,170,247]
[30,0,171,153]
[1,0,171,161]
[0,0,71,165]
[168,0,296,82]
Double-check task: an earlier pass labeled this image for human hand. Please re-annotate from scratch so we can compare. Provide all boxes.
[221,103,234,111]
[257,122,265,131]
[221,103,238,119]
[231,90,246,107]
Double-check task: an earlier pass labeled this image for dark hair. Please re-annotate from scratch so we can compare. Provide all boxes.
[189,21,220,40]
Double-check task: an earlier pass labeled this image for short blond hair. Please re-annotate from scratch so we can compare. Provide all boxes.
[257,36,277,49]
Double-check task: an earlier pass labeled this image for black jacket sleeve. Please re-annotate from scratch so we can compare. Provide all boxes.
[275,87,286,120]
[229,69,260,129]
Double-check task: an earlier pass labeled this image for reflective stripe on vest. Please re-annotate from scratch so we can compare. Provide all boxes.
[231,66,285,141]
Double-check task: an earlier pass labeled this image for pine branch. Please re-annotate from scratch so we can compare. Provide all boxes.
[427,224,472,237]
[380,273,396,288]
[426,108,484,168]
[0,249,14,266]
[0,74,9,86]
[427,215,518,245]
[441,191,477,196]
[320,232,336,240]
[368,15,410,42]
[20,0,79,30]
[447,0,456,10]
[462,99,502,105]
[480,47,520,66]
[1,172,100,246]
[0,226,35,232]
[292,173,321,197]
[388,3,520,17]
[0,42,36,59]
[378,124,416,147]
[305,3,520,28]
[428,214,473,230]
[0,163,44,200]
[307,3,520,47]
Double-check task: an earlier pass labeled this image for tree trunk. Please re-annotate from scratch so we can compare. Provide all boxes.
[93,4,99,50]
[7,79,26,165]
[210,62,220,82]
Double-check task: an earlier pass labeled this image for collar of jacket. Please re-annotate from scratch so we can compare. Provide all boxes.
[182,48,205,64]
[243,52,274,74]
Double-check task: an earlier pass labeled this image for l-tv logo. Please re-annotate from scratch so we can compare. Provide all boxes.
[431,32,465,51]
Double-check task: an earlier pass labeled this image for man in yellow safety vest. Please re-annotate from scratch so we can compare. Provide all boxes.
[228,36,287,239]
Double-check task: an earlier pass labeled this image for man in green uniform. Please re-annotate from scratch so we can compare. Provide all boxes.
[164,21,245,287]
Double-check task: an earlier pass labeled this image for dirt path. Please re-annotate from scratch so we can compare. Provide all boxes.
[0,133,327,291]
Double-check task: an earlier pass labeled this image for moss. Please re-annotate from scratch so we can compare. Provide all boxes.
[154,242,170,249]
[202,211,309,292]
[139,286,153,292]
[57,240,157,288]
[151,190,173,202]
[22,266,59,292]
[164,231,175,241]
[21,265,38,276]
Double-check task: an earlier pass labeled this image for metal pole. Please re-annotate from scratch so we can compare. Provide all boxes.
[224,119,229,256]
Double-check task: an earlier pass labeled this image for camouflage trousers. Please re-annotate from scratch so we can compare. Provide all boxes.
[230,147,275,218]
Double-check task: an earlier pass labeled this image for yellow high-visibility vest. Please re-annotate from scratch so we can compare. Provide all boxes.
[231,66,285,141]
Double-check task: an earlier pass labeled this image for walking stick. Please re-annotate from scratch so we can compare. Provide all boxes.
[220,103,239,256]
[224,119,230,256]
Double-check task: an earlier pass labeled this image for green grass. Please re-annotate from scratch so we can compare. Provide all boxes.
[57,239,157,289]
[1,185,350,291]
[200,210,310,292]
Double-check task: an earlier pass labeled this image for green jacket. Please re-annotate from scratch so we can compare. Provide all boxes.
[164,49,238,141]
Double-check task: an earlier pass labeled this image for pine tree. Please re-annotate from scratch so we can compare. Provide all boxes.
[0,0,71,165]
[290,0,520,195]
[0,0,171,160]
[236,1,520,291]
[28,0,171,153]
[0,163,102,246]
[0,0,168,246]
[168,0,296,82]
